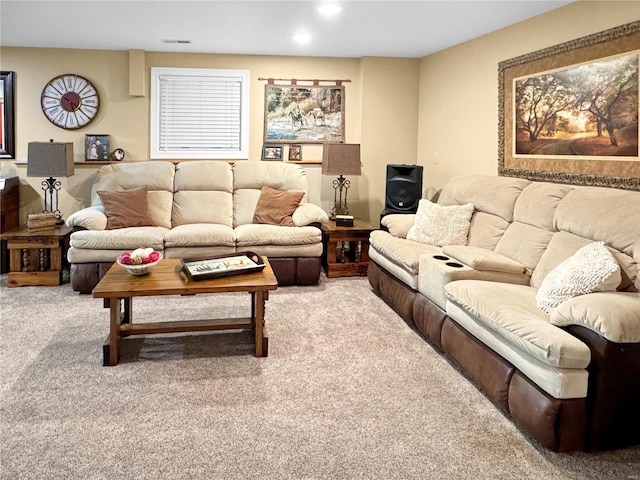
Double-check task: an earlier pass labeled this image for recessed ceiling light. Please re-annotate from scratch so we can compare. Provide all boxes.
[293,33,312,44]
[318,3,342,16]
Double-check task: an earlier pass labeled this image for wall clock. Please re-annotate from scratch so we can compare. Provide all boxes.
[40,74,100,130]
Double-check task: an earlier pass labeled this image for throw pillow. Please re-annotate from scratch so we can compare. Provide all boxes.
[252,186,304,227]
[97,186,156,230]
[406,200,474,246]
[535,241,621,314]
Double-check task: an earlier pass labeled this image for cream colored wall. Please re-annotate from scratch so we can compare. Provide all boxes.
[2,1,637,225]
[359,57,420,223]
[0,47,420,223]
[417,1,640,199]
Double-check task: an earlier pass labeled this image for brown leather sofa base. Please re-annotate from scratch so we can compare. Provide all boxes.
[71,256,322,293]
[413,293,447,353]
[367,260,595,453]
[441,317,514,413]
[564,324,640,452]
[370,264,416,325]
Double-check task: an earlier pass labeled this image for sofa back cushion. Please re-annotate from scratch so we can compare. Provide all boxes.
[494,182,573,274]
[90,161,175,229]
[531,186,640,291]
[233,162,309,226]
[172,161,233,227]
[437,175,530,250]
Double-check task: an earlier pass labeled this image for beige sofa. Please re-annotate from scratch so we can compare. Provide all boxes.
[368,175,640,452]
[66,160,328,293]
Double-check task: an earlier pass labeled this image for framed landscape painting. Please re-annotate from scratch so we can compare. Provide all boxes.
[264,84,344,144]
[498,21,640,190]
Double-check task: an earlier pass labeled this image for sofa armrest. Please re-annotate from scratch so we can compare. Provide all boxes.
[551,291,640,343]
[292,203,328,227]
[442,245,526,274]
[381,214,415,238]
[65,206,107,231]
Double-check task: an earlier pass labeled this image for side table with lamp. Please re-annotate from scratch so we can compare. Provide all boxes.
[0,140,75,287]
[320,143,374,277]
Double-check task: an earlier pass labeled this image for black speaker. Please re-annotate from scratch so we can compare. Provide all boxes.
[384,164,423,214]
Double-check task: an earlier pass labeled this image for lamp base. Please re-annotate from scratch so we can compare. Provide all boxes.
[330,175,352,220]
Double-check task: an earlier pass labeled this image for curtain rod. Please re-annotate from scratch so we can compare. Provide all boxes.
[258,77,351,84]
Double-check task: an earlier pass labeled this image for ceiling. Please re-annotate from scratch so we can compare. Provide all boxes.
[0,0,573,58]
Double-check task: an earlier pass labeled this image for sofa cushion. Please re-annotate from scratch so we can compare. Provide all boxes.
[234,224,321,247]
[466,212,510,250]
[555,187,640,257]
[550,291,640,343]
[253,186,304,226]
[513,182,573,231]
[407,200,474,246]
[495,222,554,274]
[233,162,310,226]
[442,246,526,274]
[535,242,621,314]
[69,226,168,251]
[370,229,441,275]
[172,161,233,227]
[438,175,530,222]
[172,191,233,227]
[97,186,156,230]
[163,224,235,248]
[90,161,175,229]
[444,280,591,370]
[530,231,634,292]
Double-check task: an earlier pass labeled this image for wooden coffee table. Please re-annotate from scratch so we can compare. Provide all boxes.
[93,258,278,366]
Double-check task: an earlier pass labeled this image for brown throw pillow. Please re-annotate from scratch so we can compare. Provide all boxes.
[252,186,304,226]
[97,186,156,230]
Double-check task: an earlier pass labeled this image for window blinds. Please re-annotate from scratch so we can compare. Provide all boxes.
[157,74,243,153]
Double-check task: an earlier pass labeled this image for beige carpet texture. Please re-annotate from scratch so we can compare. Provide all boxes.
[1,273,639,479]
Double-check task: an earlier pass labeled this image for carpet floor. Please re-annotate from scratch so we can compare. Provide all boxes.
[1,273,639,479]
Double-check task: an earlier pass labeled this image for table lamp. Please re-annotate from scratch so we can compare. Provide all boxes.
[322,143,361,220]
[27,140,75,225]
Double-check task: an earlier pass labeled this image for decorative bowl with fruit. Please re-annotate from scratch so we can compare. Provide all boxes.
[116,248,161,276]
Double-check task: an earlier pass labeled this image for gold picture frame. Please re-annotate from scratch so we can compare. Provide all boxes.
[498,21,640,190]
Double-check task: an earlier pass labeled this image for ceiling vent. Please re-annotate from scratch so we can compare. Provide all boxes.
[161,39,192,44]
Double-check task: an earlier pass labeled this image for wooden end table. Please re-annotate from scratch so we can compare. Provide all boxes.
[92,258,278,366]
[321,219,374,278]
[0,224,73,287]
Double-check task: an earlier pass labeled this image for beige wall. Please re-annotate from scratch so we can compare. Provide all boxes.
[0,47,419,223]
[1,0,638,224]
[417,1,640,199]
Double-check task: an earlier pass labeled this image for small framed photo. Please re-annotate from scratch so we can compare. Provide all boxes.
[85,134,110,161]
[261,144,283,161]
[288,144,302,161]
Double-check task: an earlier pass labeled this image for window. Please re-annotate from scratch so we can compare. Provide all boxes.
[150,67,249,159]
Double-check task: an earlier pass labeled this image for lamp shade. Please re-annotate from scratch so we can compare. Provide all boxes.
[322,143,361,176]
[27,142,75,178]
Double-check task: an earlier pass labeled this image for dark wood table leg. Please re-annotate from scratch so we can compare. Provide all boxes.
[254,290,268,357]
[103,296,125,366]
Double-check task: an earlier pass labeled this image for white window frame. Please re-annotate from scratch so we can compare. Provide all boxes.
[150,67,249,159]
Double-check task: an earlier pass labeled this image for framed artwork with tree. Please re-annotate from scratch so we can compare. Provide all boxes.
[498,21,639,190]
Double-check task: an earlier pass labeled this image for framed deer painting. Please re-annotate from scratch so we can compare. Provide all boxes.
[263,84,344,144]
